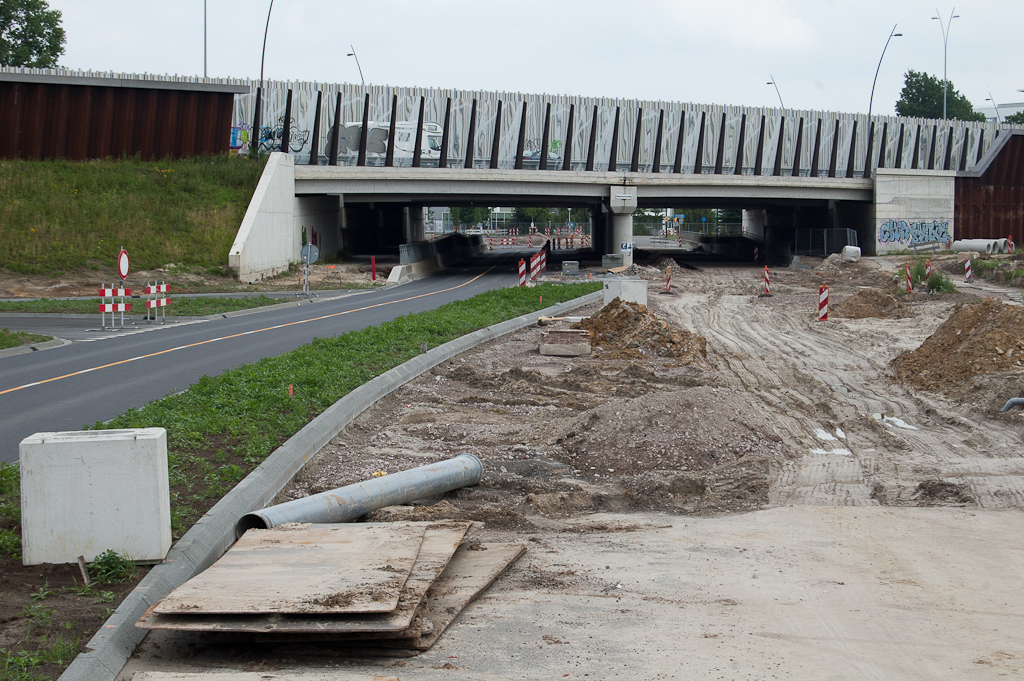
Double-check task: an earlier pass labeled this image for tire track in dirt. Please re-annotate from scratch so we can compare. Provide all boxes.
[657,266,1024,509]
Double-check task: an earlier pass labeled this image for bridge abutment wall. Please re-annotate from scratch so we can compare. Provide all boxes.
[229,152,298,283]
[873,169,955,255]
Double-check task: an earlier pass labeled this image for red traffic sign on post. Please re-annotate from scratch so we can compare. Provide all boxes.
[117,247,130,281]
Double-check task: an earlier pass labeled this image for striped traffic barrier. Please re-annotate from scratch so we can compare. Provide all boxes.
[540,247,547,272]
[488,237,493,250]
[530,254,541,280]
[965,259,972,282]
[518,259,527,286]
[144,281,171,322]
[1009,235,1015,254]
[905,262,913,293]
[99,283,131,329]
[582,234,591,247]
[925,260,932,279]
[818,284,829,321]
[763,266,771,296]
[665,265,672,293]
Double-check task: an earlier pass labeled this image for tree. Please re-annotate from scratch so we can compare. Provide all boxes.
[513,206,553,223]
[0,0,65,68]
[1006,111,1024,126]
[449,206,490,227]
[894,70,985,122]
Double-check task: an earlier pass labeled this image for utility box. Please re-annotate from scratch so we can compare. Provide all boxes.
[562,260,579,275]
[19,428,171,566]
[602,254,624,269]
[603,277,648,307]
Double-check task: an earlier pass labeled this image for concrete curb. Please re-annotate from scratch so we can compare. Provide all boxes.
[58,289,603,681]
[0,337,71,359]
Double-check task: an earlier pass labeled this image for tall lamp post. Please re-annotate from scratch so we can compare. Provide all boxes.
[986,93,1002,124]
[766,75,784,109]
[250,0,275,155]
[347,45,365,86]
[932,7,960,120]
[868,24,902,121]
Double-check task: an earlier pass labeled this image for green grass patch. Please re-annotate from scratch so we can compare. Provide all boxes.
[0,155,267,276]
[93,282,600,533]
[0,329,53,350]
[0,295,285,317]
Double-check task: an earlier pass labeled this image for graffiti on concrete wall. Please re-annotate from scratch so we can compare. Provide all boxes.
[230,123,252,155]
[878,219,951,247]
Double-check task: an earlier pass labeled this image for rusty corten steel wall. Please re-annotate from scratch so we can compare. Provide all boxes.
[955,133,1024,244]
[0,81,236,160]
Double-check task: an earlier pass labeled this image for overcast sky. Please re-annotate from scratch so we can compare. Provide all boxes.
[47,0,1023,116]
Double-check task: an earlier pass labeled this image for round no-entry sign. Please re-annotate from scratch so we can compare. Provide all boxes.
[117,247,130,280]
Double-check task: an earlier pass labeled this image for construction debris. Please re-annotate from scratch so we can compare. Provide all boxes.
[539,328,592,357]
[892,297,1024,392]
[137,521,524,654]
[831,289,910,320]
[574,297,707,362]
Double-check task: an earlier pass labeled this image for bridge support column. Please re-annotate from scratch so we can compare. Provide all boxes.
[607,186,637,267]
[406,204,426,243]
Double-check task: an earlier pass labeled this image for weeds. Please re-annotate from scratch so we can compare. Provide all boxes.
[87,550,135,584]
[0,463,20,560]
[28,583,51,603]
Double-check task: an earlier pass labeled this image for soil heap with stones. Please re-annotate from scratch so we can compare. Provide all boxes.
[893,297,1024,392]
[831,289,910,320]
[574,298,707,362]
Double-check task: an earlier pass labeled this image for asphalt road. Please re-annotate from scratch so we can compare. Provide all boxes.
[0,260,518,463]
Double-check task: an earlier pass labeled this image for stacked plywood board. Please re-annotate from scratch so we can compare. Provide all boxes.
[137,521,525,654]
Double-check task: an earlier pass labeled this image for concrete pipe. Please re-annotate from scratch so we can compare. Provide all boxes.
[237,454,483,535]
[1001,398,1024,412]
[999,239,1011,254]
[952,239,996,254]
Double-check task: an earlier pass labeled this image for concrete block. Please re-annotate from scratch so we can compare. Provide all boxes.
[562,260,579,275]
[19,428,171,565]
[603,277,648,307]
[841,246,861,262]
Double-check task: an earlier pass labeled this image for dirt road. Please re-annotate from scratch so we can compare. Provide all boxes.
[121,258,1024,680]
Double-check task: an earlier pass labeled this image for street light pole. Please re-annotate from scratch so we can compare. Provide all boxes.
[203,0,207,78]
[766,75,784,109]
[868,24,902,121]
[347,45,365,86]
[932,7,960,121]
[986,93,1002,124]
[260,0,274,85]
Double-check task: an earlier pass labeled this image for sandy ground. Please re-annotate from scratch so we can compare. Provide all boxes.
[120,258,1024,680]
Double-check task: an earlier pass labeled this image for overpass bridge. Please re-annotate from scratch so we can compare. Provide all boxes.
[218,77,1020,281]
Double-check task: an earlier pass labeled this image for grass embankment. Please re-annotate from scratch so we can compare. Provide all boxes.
[0,155,267,276]
[0,295,286,317]
[0,329,53,350]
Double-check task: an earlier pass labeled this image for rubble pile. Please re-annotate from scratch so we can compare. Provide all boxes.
[574,298,707,362]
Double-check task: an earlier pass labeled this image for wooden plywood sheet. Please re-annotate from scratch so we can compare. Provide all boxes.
[153,523,426,615]
[139,521,472,634]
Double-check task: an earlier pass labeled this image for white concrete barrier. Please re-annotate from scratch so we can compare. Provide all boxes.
[19,428,171,566]
[603,277,648,307]
[841,245,861,262]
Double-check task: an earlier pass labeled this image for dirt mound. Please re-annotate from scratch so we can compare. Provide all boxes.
[574,298,707,362]
[831,289,909,319]
[816,253,844,275]
[892,297,1024,391]
[913,479,975,505]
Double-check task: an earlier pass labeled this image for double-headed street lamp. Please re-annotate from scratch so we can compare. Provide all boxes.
[986,93,1002,125]
[932,7,960,120]
[868,24,902,121]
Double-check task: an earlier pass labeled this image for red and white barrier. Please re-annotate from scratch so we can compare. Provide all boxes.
[528,233,534,248]
[965,259,972,282]
[144,280,171,322]
[753,246,759,262]
[818,284,829,321]
[540,247,547,272]
[518,259,527,286]
[530,254,541,280]
[905,263,913,293]
[925,260,932,279]
[98,282,131,329]
[665,266,672,293]
[763,266,771,296]
[582,234,590,247]
[1009,235,1015,254]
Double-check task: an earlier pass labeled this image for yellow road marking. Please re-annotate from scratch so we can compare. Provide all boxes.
[1,269,493,396]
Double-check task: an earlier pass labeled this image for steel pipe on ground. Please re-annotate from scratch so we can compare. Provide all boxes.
[236,454,483,534]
